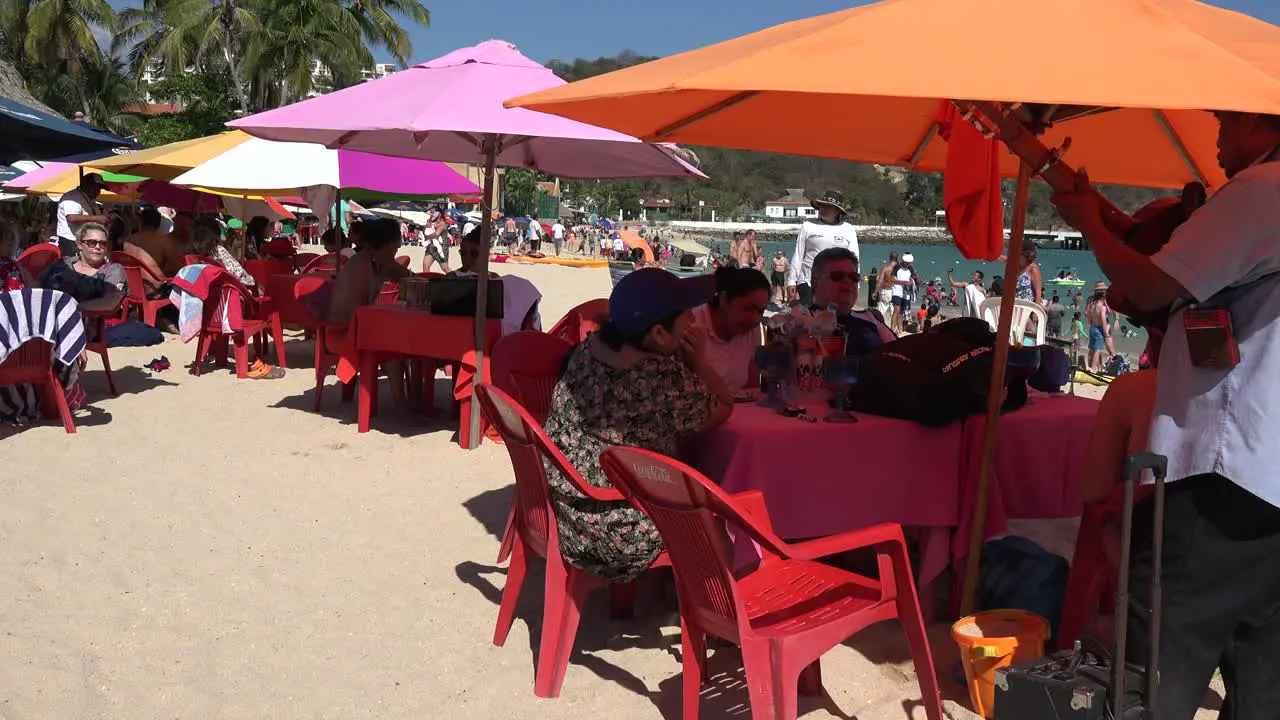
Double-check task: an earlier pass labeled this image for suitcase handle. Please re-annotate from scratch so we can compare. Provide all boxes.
[1113,452,1168,719]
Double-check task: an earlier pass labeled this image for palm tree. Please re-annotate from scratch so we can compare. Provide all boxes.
[243,0,369,105]
[22,0,113,71]
[342,0,429,69]
[116,0,261,114]
[46,55,142,134]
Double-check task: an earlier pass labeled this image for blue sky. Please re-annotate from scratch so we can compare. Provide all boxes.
[104,0,1278,66]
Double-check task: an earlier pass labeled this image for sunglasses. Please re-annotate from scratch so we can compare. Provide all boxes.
[826,271,858,283]
[79,238,108,249]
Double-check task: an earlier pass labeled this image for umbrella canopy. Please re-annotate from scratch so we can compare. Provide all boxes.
[0,165,21,183]
[614,229,654,261]
[229,40,706,181]
[84,132,248,181]
[507,0,1280,190]
[171,132,482,196]
[0,98,129,164]
[6,163,144,203]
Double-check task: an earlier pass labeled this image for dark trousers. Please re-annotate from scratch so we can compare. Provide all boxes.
[57,236,78,258]
[1126,473,1280,719]
[796,283,813,307]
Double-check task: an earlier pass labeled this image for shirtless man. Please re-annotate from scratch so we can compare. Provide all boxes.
[732,230,763,271]
[1084,282,1114,372]
[768,251,789,304]
[123,207,182,293]
[875,252,899,322]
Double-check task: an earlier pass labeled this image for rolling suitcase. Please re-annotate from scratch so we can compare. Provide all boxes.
[992,452,1168,719]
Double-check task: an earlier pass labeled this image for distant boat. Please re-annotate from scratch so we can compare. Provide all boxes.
[1046,267,1085,288]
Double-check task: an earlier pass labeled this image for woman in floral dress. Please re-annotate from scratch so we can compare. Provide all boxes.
[543,268,735,582]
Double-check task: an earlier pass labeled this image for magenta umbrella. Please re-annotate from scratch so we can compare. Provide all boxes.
[231,39,705,448]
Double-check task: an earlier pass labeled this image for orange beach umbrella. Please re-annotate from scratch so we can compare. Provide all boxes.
[510,0,1280,191]
[614,229,654,262]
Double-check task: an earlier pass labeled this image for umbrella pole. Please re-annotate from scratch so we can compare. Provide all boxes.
[959,160,1032,617]
[467,135,499,450]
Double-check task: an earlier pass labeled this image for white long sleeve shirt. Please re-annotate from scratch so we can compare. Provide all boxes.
[786,220,859,287]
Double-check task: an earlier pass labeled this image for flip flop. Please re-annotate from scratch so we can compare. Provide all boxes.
[246,363,286,380]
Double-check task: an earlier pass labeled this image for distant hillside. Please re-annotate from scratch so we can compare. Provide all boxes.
[542,52,1170,228]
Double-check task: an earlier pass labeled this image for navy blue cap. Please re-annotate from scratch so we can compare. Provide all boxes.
[610,267,715,336]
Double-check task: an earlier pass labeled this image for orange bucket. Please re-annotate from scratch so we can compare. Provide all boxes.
[950,609,1049,718]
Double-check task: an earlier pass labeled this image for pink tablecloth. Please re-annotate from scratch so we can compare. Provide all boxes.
[699,393,1099,583]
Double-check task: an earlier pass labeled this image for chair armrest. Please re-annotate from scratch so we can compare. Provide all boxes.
[783,522,906,562]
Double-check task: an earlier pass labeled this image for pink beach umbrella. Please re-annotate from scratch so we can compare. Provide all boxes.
[231,39,706,448]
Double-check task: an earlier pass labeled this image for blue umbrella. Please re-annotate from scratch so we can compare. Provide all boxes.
[48,137,145,165]
[0,99,128,164]
[0,165,23,183]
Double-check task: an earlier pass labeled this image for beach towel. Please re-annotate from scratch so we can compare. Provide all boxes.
[0,288,86,423]
[169,264,230,343]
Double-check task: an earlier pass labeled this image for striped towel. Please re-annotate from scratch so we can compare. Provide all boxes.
[0,288,86,424]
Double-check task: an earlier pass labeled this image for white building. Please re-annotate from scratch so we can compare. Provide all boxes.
[763,188,818,221]
[361,63,396,82]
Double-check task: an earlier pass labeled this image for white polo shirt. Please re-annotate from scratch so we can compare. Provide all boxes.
[786,220,859,287]
[1149,155,1280,507]
[56,188,98,241]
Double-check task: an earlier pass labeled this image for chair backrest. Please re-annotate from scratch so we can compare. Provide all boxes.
[375,280,399,306]
[394,255,411,268]
[600,446,793,639]
[183,254,222,268]
[474,384,621,557]
[115,261,149,303]
[548,298,608,344]
[291,275,333,324]
[301,253,343,274]
[200,268,261,332]
[293,252,320,272]
[980,298,1048,346]
[0,337,54,382]
[491,331,573,423]
[16,245,60,278]
[242,258,294,289]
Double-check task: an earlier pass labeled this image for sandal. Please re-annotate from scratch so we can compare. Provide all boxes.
[246,362,286,379]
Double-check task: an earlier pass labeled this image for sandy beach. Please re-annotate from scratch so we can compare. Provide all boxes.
[2,247,1217,719]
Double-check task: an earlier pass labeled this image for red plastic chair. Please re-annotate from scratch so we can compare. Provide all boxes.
[191,269,287,379]
[16,244,61,278]
[301,253,344,274]
[293,252,320,272]
[182,254,222,268]
[548,298,608,344]
[375,280,400,306]
[394,255,411,268]
[109,252,173,327]
[600,446,944,720]
[474,383,670,699]
[83,307,121,396]
[242,258,295,290]
[1058,485,1154,651]
[491,331,574,563]
[288,275,358,411]
[0,339,76,433]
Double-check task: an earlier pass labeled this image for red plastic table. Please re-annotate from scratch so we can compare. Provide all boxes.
[347,305,501,447]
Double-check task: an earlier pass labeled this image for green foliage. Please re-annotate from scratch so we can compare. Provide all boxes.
[501,167,541,217]
[135,69,237,145]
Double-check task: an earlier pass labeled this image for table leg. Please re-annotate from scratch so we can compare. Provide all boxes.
[358,350,376,433]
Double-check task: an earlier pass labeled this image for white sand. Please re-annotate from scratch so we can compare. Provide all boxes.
[0,247,1217,719]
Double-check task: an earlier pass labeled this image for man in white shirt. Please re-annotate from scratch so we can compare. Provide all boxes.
[611,233,626,259]
[786,190,859,305]
[1052,111,1280,719]
[947,268,986,319]
[56,173,110,256]
[550,220,566,257]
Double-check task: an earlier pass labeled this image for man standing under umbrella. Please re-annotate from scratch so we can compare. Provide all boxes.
[56,173,110,257]
[785,190,859,306]
[1052,111,1280,719]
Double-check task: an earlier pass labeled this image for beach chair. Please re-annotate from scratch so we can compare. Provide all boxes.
[474,384,670,699]
[0,339,76,433]
[980,297,1047,346]
[490,331,574,564]
[241,258,294,291]
[191,270,286,379]
[293,252,319,272]
[110,252,173,328]
[600,446,943,720]
[301,253,344,274]
[182,254,222,268]
[17,244,61,278]
[394,255,411,268]
[547,298,608,344]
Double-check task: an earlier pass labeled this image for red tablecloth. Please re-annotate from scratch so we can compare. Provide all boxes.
[346,305,501,448]
[699,393,1099,583]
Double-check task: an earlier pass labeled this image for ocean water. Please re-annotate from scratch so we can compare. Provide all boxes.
[736,239,1147,358]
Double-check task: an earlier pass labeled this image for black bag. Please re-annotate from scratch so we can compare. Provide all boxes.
[993,453,1168,720]
[846,331,993,427]
[39,259,114,302]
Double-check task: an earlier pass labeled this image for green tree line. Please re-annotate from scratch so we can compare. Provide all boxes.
[0,0,429,143]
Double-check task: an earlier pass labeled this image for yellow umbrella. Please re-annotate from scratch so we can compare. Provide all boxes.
[22,168,135,204]
[83,131,250,181]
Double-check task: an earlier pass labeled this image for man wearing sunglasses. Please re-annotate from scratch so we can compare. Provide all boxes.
[809,247,896,355]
